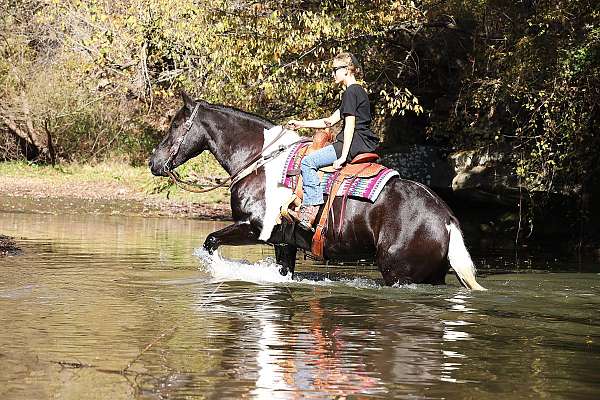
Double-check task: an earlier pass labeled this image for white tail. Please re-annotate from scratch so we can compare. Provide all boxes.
[447,222,487,291]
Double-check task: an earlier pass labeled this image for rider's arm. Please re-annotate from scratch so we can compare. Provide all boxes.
[337,115,355,162]
[289,110,340,129]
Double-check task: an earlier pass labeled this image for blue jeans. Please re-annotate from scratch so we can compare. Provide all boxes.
[300,145,338,206]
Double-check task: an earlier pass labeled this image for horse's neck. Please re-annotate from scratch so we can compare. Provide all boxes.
[204,114,269,176]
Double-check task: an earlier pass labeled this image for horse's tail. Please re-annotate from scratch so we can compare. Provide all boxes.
[446,221,487,291]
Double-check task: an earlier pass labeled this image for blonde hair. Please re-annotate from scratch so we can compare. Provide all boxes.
[333,52,361,76]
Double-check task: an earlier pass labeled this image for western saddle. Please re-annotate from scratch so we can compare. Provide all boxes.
[280,128,385,259]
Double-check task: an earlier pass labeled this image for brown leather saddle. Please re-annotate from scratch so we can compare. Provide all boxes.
[311,153,385,258]
[279,129,385,259]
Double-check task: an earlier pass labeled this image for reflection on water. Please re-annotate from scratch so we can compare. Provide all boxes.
[0,211,599,399]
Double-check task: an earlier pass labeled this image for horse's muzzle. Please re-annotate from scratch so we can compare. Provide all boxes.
[148,157,168,177]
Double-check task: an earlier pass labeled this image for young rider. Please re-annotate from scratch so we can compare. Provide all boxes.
[288,52,379,230]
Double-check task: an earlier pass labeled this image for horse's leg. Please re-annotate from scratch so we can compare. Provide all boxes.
[274,244,297,277]
[376,248,415,286]
[375,229,447,286]
[203,222,260,254]
[427,261,451,285]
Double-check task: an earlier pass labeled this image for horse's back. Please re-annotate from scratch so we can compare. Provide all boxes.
[373,176,452,240]
[325,177,452,265]
[343,176,453,231]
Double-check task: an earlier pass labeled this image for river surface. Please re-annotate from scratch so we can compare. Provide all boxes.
[0,209,599,399]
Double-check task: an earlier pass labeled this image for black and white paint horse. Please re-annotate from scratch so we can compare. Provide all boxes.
[149,93,486,290]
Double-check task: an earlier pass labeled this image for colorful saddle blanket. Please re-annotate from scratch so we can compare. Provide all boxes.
[279,142,399,202]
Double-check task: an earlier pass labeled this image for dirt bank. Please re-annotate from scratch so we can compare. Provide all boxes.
[0,175,232,220]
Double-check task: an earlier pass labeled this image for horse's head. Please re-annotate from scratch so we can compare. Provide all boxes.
[149,92,209,176]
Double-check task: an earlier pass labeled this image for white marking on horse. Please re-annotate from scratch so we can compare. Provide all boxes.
[258,126,299,241]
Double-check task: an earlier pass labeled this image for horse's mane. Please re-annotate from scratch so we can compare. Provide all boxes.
[200,100,275,128]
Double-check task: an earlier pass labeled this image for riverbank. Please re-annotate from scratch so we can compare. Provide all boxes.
[0,161,232,220]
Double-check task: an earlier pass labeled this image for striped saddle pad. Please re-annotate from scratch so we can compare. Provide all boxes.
[279,142,399,202]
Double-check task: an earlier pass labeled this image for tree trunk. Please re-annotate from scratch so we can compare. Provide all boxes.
[0,92,54,162]
[0,114,41,160]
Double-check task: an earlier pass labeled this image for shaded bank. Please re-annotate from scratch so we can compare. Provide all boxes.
[381,145,600,258]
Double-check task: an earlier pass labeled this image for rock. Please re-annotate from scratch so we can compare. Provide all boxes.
[0,235,22,256]
[449,148,519,194]
[381,145,521,206]
[380,145,453,187]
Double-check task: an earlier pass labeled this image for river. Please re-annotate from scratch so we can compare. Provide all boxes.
[0,208,599,399]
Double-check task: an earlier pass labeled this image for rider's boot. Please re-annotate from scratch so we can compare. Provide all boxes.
[297,204,319,232]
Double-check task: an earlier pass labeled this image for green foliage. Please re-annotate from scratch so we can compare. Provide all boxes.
[437,0,599,194]
[1,0,598,203]
[1,0,427,165]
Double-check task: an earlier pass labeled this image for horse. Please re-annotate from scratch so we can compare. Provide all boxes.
[149,93,486,290]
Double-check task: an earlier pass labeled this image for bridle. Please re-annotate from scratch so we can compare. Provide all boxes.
[161,102,305,193]
[163,102,201,173]
[162,102,232,193]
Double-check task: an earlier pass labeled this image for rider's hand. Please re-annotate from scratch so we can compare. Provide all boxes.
[286,120,300,130]
[332,158,345,170]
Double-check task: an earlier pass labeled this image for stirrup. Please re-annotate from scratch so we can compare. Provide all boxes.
[291,211,315,232]
[289,206,316,232]
[297,219,315,232]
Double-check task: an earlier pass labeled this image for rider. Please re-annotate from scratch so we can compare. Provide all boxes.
[288,52,379,230]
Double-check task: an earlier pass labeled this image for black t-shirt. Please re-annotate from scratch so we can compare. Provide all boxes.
[332,84,379,161]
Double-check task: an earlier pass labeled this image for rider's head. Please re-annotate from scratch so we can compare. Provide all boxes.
[332,52,361,84]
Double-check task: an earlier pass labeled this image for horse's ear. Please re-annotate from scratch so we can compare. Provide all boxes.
[180,91,195,109]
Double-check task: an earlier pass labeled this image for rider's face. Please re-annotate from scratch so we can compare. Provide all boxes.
[332,62,347,84]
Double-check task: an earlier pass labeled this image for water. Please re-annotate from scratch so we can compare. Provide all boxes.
[0,211,599,399]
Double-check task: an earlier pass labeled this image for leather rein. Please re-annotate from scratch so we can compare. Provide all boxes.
[163,103,303,193]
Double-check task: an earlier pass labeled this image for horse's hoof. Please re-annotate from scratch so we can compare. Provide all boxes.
[279,266,289,276]
[203,236,218,254]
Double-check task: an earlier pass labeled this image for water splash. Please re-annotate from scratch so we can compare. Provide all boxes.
[194,248,293,284]
[193,248,384,289]
[193,248,426,291]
